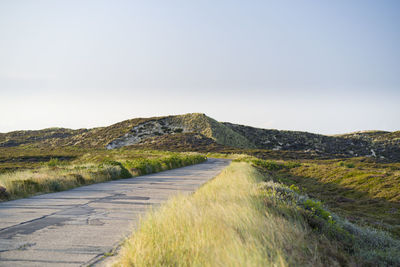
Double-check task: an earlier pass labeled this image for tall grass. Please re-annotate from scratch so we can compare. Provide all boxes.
[0,163,125,199]
[0,153,206,200]
[113,163,349,266]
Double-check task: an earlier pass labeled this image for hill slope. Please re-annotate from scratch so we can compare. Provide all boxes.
[0,117,158,148]
[106,113,254,149]
[223,123,400,160]
[1,113,399,161]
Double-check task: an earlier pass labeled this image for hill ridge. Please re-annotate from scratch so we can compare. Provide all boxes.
[1,113,399,161]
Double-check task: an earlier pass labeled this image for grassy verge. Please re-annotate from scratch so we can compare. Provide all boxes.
[113,162,400,266]
[0,151,206,200]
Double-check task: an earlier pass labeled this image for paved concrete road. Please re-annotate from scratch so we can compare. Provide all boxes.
[0,158,230,267]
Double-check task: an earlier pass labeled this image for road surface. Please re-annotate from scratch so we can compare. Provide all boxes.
[0,158,230,266]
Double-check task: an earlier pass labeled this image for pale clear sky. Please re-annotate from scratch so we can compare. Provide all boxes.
[1,0,399,134]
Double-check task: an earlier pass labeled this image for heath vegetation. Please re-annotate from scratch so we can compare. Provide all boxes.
[0,149,206,200]
[114,162,400,266]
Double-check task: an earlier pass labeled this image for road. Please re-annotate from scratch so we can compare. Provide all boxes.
[0,158,230,267]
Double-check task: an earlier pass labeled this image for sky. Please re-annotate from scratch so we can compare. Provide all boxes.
[0,0,399,134]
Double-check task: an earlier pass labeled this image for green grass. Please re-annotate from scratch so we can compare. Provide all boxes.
[0,150,206,200]
[248,157,400,238]
[171,113,255,149]
[259,178,400,266]
[113,163,353,266]
[0,146,204,173]
[0,116,162,149]
[0,146,84,173]
[113,162,400,266]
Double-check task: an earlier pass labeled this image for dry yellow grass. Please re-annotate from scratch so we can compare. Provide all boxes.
[0,153,206,200]
[113,162,345,267]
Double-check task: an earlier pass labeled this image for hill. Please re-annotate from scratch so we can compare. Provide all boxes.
[223,123,400,161]
[105,113,254,149]
[1,113,399,161]
[1,114,399,266]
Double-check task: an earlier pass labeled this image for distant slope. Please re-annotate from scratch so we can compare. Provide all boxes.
[0,128,87,147]
[1,113,399,161]
[168,113,255,149]
[223,122,400,161]
[0,117,159,148]
[0,114,253,150]
[106,113,254,149]
[126,133,227,152]
[336,130,400,145]
[334,130,391,139]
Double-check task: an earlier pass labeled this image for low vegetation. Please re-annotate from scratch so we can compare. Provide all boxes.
[2,113,400,162]
[260,179,400,266]
[127,133,228,152]
[269,159,400,238]
[2,113,399,265]
[0,150,206,200]
[0,117,159,148]
[114,162,400,266]
[208,154,400,238]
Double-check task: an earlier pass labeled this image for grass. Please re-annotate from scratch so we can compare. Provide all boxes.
[113,162,400,266]
[0,150,206,200]
[0,146,204,173]
[126,133,228,152]
[171,113,255,149]
[259,178,400,266]
[115,162,398,266]
[0,146,83,173]
[268,159,400,237]
[0,113,255,151]
[0,116,162,149]
[287,159,400,202]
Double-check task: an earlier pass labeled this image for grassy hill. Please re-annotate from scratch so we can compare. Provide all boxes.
[169,113,255,148]
[1,113,399,161]
[223,123,400,161]
[0,117,158,148]
[1,113,399,265]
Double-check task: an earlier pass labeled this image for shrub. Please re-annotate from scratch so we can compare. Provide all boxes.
[289,184,300,193]
[69,174,85,184]
[258,179,400,265]
[99,160,131,178]
[301,199,333,222]
[47,158,61,167]
[48,180,62,192]
[346,163,355,168]
[11,179,40,195]
[284,161,301,169]
[0,185,9,199]
[338,161,355,168]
